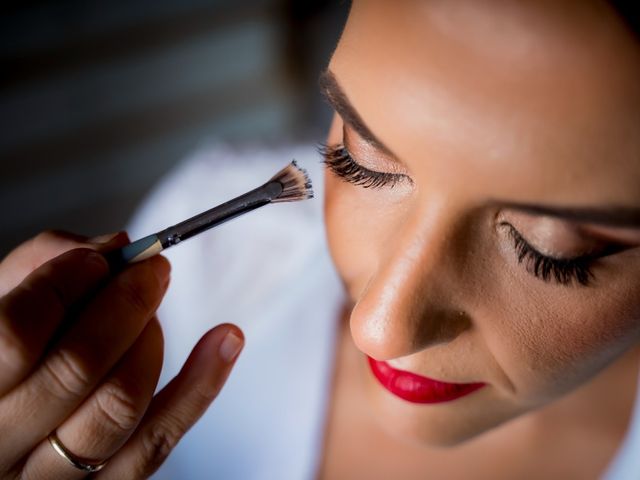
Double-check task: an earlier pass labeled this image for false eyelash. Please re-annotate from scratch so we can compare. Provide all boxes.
[502,222,594,286]
[318,143,407,189]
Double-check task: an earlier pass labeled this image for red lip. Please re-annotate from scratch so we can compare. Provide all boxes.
[367,356,485,404]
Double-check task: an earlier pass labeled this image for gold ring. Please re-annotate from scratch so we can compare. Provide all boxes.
[47,432,108,473]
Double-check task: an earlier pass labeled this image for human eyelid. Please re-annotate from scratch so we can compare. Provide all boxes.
[318,143,410,189]
[499,222,595,286]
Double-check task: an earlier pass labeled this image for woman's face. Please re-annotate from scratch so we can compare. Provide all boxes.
[323,0,640,446]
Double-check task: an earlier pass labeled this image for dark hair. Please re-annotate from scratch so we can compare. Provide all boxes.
[608,1,640,38]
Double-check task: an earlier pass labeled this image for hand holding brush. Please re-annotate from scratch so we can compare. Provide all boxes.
[0,161,312,478]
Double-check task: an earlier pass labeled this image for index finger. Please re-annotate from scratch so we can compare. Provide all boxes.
[0,230,129,297]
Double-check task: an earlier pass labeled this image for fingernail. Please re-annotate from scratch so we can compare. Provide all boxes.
[88,232,122,245]
[219,331,243,363]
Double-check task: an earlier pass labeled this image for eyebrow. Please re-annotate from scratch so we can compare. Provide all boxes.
[498,202,640,229]
[319,69,394,155]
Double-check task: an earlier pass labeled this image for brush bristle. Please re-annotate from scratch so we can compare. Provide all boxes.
[269,160,314,203]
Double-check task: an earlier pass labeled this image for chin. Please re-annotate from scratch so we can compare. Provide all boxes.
[365,377,525,448]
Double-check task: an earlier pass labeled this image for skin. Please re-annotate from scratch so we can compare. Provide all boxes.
[0,231,244,479]
[320,0,640,476]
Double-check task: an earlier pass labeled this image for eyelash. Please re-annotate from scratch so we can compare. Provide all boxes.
[318,143,408,189]
[319,142,596,287]
[501,222,594,286]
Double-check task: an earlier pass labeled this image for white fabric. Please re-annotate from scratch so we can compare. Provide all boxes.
[127,144,639,480]
[128,144,345,480]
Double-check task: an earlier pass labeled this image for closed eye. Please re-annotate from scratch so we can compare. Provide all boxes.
[500,222,596,286]
[319,143,411,189]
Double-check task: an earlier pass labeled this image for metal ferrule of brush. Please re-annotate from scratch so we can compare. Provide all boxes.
[157,180,283,247]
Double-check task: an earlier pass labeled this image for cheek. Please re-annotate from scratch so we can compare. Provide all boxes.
[481,264,640,405]
[324,172,408,302]
[324,173,376,300]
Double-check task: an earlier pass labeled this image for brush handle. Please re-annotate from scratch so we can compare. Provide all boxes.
[103,181,283,272]
[157,182,281,245]
[104,234,163,271]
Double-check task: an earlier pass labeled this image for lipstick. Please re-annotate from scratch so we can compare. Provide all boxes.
[368,357,485,404]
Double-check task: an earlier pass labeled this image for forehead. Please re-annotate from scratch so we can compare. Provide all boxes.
[331,0,640,205]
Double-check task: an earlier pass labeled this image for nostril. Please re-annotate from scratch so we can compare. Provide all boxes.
[349,303,473,360]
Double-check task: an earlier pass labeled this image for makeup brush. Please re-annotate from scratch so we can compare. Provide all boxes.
[105,160,313,271]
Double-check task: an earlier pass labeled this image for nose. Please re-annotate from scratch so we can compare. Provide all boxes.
[349,203,472,360]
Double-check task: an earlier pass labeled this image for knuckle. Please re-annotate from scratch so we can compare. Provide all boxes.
[94,381,144,433]
[29,231,87,269]
[32,229,61,247]
[190,382,220,406]
[137,417,185,476]
[0,327,35,377]
[32,230,74,253]
[42,349,91,400]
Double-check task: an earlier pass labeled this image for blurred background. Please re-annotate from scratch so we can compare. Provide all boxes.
[0,0,349,257]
